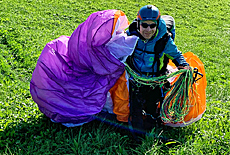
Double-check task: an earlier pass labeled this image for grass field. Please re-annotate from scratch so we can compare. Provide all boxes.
[0,0,229,154]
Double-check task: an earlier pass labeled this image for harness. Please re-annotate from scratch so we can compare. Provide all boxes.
[126,21,172,77]
[152,32,171,76]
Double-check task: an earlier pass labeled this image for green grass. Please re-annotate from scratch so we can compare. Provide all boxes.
[0,0,229,154]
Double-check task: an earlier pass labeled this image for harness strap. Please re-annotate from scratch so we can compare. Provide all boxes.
[152,33,171,76]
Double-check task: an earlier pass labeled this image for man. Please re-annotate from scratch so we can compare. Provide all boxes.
[126,5,189,141]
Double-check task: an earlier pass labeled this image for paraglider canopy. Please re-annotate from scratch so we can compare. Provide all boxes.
[30,10,138,125]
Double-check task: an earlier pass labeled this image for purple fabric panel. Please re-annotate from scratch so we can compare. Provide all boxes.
[30,10,126,123]
[30,37,117,122]
[68,10,123,75]
[106,33,138,61]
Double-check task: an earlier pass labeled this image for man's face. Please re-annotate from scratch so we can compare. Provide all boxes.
[139,20,157,40]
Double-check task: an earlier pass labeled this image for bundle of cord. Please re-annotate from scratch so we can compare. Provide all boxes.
[160,67,194,124]
[125,63,190,87]
[125,63,195,124]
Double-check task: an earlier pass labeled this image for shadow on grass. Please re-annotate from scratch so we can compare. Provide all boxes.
[1,113,193,154]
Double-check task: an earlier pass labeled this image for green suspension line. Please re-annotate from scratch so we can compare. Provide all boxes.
[160,68,194,123]
[125,63,194,124]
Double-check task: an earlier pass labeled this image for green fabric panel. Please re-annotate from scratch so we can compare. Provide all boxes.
[165,54,174,60]
[159,53,165,70]
[159,54,174,70]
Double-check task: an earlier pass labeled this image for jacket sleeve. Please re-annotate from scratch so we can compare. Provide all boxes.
[164,37,189,66]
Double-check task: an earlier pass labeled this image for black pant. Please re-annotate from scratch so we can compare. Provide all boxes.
[129,80,163,134]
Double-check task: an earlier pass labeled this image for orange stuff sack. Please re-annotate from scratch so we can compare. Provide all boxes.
[165,52,207,127]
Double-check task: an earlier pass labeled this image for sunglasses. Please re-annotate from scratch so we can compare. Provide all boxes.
[140,22,157,29]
